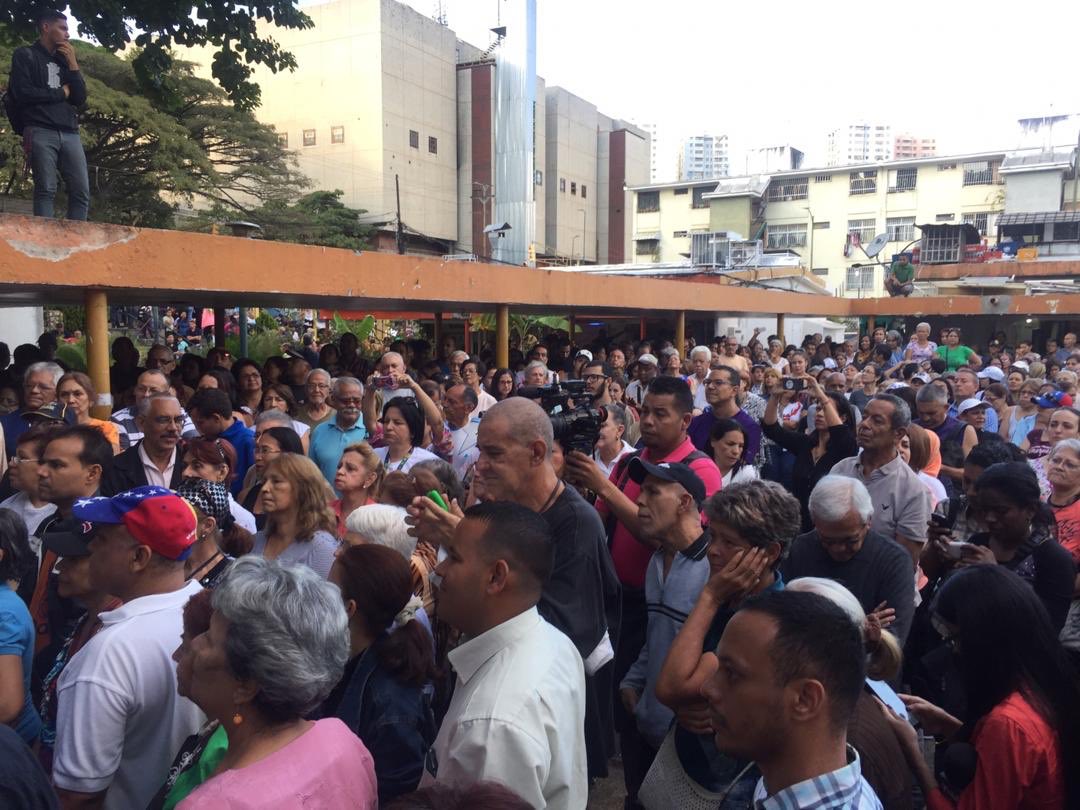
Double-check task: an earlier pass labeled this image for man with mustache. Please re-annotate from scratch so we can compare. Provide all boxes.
[101,394,186,496]
[308,377,367,492]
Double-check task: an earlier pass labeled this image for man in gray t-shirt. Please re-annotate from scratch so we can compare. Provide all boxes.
[830,394,930,564]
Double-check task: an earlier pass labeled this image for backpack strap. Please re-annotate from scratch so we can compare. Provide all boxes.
[603,449,641,546]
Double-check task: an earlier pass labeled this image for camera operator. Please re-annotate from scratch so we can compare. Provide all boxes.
[582,361,614,406]
[563,376,721,784]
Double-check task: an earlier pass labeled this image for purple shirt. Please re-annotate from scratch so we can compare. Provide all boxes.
[688,407,762,465]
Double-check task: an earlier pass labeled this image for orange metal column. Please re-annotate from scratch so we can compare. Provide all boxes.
[85,289,112,419]
[496,305,509,369]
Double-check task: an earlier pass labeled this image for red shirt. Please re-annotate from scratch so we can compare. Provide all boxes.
[1051,498,1080,566]
[927,691,1064,810]
[596,436,722,589]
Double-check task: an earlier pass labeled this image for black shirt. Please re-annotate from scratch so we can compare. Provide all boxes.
[0,723,58,809]
[762,421,858,531]
[782,528,916,645]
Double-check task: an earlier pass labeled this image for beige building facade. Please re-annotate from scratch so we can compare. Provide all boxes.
[630,151,1006,296]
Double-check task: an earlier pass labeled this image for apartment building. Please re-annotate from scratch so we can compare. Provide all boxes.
[827,123,893,166]
[630,151,1006,296]
[224,0,646,262]
[678,134,730,181]
[894,134,937,160]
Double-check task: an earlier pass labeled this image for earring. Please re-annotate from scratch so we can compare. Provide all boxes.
[232,709,244,726]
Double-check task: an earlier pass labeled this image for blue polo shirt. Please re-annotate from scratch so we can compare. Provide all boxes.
[220,418,256,498]
[309,419,368,492]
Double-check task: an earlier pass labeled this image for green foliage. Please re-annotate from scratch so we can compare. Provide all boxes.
[55,341,87,371]
[241,190,374,250]
[254,310,279,332]
[0,2,313,110]
[332,313,376,343]
[222,330,282,367]
[469,313,577,349]
[0,38,309,227]
[56,305,86,334]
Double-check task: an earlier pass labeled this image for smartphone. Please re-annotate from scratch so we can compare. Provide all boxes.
[376,375,397,390]
[946,541,971,559]
[781,377,806,392]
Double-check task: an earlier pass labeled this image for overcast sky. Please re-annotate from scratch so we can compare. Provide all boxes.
[394,0,1080,174]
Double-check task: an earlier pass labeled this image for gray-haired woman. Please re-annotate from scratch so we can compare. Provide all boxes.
[177,556,377,809]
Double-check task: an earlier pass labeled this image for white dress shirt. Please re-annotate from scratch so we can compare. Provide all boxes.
[137,443,176,489]
[423,607,587,809]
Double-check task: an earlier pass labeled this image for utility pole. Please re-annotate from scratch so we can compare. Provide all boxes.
[395,174,405,255]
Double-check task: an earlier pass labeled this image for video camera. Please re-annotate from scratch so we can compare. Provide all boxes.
[517,380,608,456]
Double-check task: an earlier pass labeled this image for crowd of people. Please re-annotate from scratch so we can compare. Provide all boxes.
[0,319,1079,810]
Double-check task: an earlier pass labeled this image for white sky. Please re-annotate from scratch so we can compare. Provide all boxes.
[398,0,1080,173]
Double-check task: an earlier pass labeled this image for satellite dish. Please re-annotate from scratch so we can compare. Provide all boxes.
[864,233,890,258]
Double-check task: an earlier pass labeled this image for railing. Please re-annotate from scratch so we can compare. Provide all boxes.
[849,177,876,195]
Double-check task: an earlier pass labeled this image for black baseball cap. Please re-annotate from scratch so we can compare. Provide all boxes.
[627,458,706,508]
[41,516,96,557]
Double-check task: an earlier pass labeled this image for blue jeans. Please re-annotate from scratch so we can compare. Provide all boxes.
[28,127,90,221]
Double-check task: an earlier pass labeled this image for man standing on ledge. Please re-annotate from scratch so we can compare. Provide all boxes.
[8,9,90,221]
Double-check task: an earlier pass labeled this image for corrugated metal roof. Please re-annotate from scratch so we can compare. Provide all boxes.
[997,211,1080,226]
[999,149,1076,173]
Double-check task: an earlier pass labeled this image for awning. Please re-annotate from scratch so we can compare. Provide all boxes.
[633,233,661,241]
[996,211,1080,227]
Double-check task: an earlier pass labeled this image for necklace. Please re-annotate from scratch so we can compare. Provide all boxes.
[1049,490,1080,508]
[187,551,224,583]
[539,479,563,513]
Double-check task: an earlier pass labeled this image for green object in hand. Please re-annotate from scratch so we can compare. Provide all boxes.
[427,490,449,511]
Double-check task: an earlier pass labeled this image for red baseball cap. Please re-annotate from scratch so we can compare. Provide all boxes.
[73,486,198,561]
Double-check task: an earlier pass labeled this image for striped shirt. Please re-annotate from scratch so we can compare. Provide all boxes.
[110,407,198,451]
[753,747,883,809]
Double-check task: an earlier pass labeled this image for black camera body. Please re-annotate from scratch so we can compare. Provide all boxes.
[781,377,806,392]
[518,380,607,456]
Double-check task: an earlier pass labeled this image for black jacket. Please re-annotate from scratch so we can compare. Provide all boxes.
[101,442,185,497]
[9,42,86,133]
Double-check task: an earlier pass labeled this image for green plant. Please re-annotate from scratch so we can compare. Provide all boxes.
[55,340,87,371]
[468,313,577,349]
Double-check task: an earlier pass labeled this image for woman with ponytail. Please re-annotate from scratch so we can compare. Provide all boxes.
[322,544,436,805]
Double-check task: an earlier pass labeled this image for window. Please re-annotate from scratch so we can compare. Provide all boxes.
[581,184,587,199]
[409,130,419,149]
[635,238,659,256]
[673,230,688,238]
[846,266,873,291]
[813,221,830,229]
[331,126,344,144]
[428,136,438,154]
[888,167,917,192]
[766,223,807,249]
[812,267,829,276]
[559,178,566,193]
[302,129,316,147]
[962,160,999,186]
[886,216,916,242]
[570,181,577,195]
[637,190,660,213]
[847,218,876,243]
[814,174,832,183]
[849,170,877,195]
[1054,222,1080,241]
[935,213,954,222]
[938,162,957,171]
[766,178,808,201]
[674,187,689,196]
[276,133,288,148]
[692,187,709,209]
[962,212,989,235]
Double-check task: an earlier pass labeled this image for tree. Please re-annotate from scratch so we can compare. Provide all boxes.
[0,1,312,110]
[242,190,374,251]
[469,313,578,350]
[0,40,308,227]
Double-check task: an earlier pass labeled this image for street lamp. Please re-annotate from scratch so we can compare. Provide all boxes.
[578,208,586,265]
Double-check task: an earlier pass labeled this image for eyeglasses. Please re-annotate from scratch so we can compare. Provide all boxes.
[336,398,363,407]
[151,416,186,427]
[307,382,330,390]
[1047,455,1080,472]
[583,374,607,382]
[9,455,36,467]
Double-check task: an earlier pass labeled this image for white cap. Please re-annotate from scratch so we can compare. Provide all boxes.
[912,372,932,383]
[637,353,659,365]
[575,349,593,362]
[1011,360,1031,372]
[977,367,1005,381]
[957,397,990,415]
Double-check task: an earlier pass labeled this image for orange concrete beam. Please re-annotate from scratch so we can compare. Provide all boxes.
[916,259,1080,281]
[848,293,1080,318]
[0,215,848,317]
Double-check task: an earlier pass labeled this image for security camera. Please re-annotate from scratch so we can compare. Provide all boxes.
[989,296,999,305]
